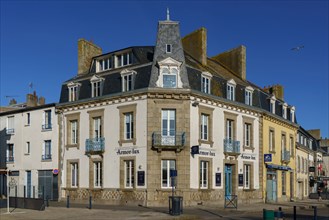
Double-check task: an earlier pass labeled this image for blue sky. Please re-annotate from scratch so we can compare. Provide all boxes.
[1,1,328,138]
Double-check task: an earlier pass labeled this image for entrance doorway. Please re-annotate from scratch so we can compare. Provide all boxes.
[266,170,277,203]
[225,164,233,199]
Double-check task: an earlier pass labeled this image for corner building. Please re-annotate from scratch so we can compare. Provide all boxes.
[57,17,296,206]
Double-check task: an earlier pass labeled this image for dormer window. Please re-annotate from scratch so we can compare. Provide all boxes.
[68,82,81,102]
[226,79,236,101]
[166,44,172,53]
[290,106,295,123]
[116,52,133,68]
[90,75,104,98]
[282,103,288,119]
[269,95,276,114]
[97,57,112,72]
[201,72,212,94]
[121,69,136,92]
[245,86,254,106]
[156,57,183,89]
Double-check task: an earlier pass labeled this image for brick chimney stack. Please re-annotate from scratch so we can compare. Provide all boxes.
[78,39,102,75]
[26,91,38,107]
[264,84,284,100]
[182,27,207,66]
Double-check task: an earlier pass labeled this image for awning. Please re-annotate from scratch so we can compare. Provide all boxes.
[266,164,292,171]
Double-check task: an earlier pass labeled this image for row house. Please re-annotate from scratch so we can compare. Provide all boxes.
[0,93,58,200]
[56,15,298,206]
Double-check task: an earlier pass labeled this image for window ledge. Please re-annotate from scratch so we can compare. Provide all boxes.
[118,138,136,146]
[24,153,30,156]
[41,159,52,162]
[41,129,52,132]
[66,144,79,149]
[269,150,276,154]
[243,188,256,192]
[243,146,254,152]
[198,139,214,147]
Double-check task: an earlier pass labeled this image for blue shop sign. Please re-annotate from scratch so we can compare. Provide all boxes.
[264,154,272,162]
[266,164,291,171]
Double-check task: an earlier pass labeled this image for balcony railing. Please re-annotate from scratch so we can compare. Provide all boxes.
[42,124,52,130]
[152,132,185,152]
[85,137,105,155]
[6,128,15,134]
[41,154,52,161]
[6,156,14,162]
[281,150,290,162]
[224,138,240,155]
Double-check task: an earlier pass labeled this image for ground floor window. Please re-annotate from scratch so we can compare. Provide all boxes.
[125,160,134,188]
[244,164,251,189]
[71,163,79,187]
[161,160,176,188]
[282,171,286,195]
[94,161,102,188]
[200,161,209,189]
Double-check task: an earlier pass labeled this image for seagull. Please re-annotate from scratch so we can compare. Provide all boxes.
[291,45,304,51]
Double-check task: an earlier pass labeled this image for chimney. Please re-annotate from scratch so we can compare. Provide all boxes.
[78,39,102,75]
[38,96,46,105]
[182,27,207,66]
[9,99,17,105]
[263,84,284,100]
[211,45,246,80]
[307,129,321,140]
[26,91,38,107]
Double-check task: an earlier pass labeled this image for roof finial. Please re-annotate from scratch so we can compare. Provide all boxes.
[166,7,170,21]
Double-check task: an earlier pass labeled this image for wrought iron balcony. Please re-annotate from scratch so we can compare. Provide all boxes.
[42,124,52,130]
[41,154,52,161]
[152,132,185,152]
[6,128,15,135]
[85,137,105,155]
[6,156,14,162]
[223,138,240,155]
[281,150,290,162]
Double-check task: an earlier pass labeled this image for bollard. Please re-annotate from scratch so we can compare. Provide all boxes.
[67,195,70,208]
[313,206,317,220]
[89,196,92,209]
[293,206,296,220]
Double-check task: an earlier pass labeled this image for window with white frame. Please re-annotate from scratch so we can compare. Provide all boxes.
[116,52,133,68]
[201,72,212,94]
[125,160,134,188]
[97,57,112,72]
[269,129,275,152]
[163,67,178,88]
[71,120,78,144]
[244,164,251,189]
[93,117,102,139]
[244,123,251,147]
[157,57,182,88]
[269,96,276,114]
[90,75,104,98]
[200,160,208,189]
[226,119,234,140]
[6,116,15,134]
[94,161,102,187]
[245,86,254,106]
[68,82,81,102]
[227,84,235,101]
[124,112,134,140]
[161,160,176,188]
[26,142,30,154]
[201,114,209,141]
[42,110,52,130]
[120,69,136,92]
[282,103,287,119]
[161,110,176,145]
[71,163,79,187]
[290,106,295,123]
[42,140,51,160]
[6,144,14,162]
[166,44,172,53]
[281,134,286,152]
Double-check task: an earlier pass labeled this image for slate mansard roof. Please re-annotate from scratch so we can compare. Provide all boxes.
[58,22,297,125]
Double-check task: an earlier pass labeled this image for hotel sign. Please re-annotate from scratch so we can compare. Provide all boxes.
[264,154,272,163]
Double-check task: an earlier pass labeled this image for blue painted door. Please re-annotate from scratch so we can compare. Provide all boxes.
[26,171,31,198]
[225,165,232,199]
[266,172,277,202]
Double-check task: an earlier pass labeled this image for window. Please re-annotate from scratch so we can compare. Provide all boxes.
[290,106,295,123]
[269,129,275,152]
[42,140,52,160]
[201,114,208,141]
[6,144,14,162]
[125,160,134,188]
[163,67,177,88]
[162,110,176,145]
[93,117,102,139]
[120,69,136,92]
[26,113,30,126]
[162,160,176,188]
[281,134,286,152]
[297,156,300,172]
[200,161,208,189]
[26,142,30,154]
[166,44,172,53]
[90,75,104,98]
[282,103,287,119]
[282,171,286,195]
[68,85,79,102]
[124,113,134,140]
[245,86,254,106]
[71,120,78,144]
[71,163,79,187]
[244,123,251,147]
[227,84,235,101]
[6,116,15,134]
[290,136,294,157]
[244,164,251,189]
[269,96,276,114]
[201,76,211,94]
[42,110,52,130]
[226,119,234,140]
[94,161,102,187]
[98,57,112,72]
[116,52,133,67]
